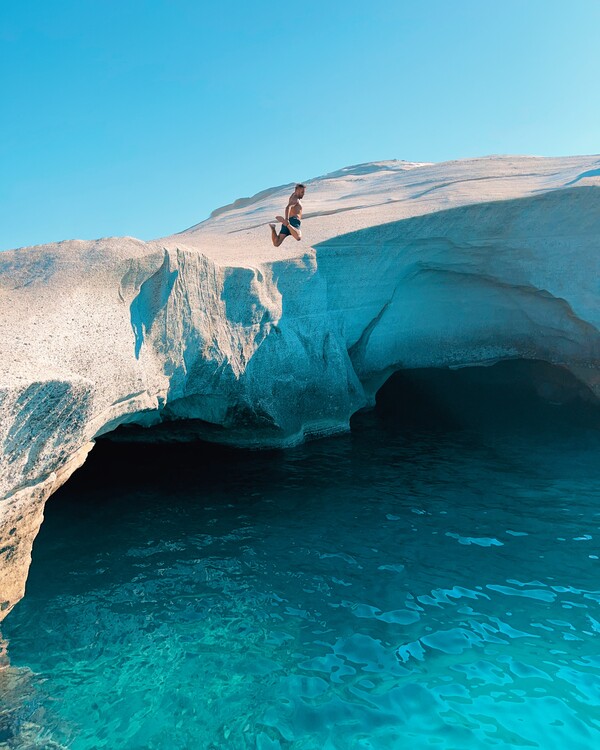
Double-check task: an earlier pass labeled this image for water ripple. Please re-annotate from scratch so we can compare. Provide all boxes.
[2,412,600,748]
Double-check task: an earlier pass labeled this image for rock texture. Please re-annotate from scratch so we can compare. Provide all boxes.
[1,155,600,619]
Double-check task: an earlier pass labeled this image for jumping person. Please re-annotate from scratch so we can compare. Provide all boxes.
[269,183,305,246]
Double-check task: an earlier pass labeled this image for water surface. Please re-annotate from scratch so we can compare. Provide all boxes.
[2,368,600,749]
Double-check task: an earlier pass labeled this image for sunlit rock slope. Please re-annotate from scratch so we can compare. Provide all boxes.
[1,154,600,619]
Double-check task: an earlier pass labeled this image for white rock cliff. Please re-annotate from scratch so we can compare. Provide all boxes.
[1,155,600,619]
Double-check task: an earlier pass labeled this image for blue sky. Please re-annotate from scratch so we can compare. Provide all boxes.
[1,0,599,250]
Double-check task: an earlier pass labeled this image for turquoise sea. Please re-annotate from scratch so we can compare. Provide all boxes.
[2,365,600,749]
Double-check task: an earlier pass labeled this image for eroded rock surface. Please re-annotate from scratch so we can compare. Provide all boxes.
[1,155,600,619]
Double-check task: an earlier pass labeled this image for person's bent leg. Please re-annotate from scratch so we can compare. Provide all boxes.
[287,225,301,241]
[274,224,290,246]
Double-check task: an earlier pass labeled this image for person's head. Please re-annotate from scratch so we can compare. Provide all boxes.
[295,183,306,198]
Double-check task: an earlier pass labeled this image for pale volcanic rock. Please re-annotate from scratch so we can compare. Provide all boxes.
[1,154,600,619]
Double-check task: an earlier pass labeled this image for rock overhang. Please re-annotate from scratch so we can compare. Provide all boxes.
[1,154,600,619]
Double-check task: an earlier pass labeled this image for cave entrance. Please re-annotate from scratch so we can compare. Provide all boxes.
[56,359,599,497]
[369,359,600,433]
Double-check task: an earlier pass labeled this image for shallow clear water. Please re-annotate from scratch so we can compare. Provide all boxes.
[2,375,600,749]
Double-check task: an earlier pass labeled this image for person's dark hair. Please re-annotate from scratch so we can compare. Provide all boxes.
[295,183,306,190]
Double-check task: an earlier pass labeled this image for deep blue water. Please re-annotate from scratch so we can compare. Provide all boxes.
[2,367,600,749]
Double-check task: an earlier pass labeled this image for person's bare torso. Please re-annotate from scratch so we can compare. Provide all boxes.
[288,192,302,219]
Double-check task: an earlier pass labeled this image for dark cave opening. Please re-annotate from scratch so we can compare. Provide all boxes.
[60,358,600,496]
[373,359,599,432]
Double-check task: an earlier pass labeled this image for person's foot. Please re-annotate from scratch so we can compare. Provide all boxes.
[275,215,287,225]
[269,223,276,230]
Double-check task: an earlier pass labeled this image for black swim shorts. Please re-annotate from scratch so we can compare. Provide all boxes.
[281,216,301,236]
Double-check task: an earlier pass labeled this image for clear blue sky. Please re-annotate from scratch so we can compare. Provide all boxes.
[1,0,599,251]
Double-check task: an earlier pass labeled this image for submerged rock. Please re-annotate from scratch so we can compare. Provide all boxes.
[1,155,600,619]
